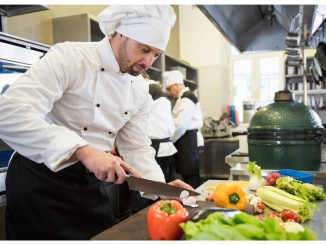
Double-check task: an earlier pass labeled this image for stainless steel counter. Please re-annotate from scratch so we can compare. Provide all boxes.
[225,149,326,190]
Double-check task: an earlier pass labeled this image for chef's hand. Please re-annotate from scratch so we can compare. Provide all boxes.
[158,179,198,203]
[71,145,141,184]
[111,146,118,156]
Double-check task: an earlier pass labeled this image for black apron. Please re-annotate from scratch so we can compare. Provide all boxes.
[130,137,173,214]
[173,129,199,175]
[5,152,114,240]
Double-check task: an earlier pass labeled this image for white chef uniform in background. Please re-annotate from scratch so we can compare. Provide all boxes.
[147,80,177,157]
[163,71,204,146]
[163,70,204,189]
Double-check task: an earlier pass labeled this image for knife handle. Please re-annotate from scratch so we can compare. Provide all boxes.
[114,173,130,183]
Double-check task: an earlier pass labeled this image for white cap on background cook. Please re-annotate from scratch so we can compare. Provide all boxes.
[98,5,176,51]
[162,70,184,87]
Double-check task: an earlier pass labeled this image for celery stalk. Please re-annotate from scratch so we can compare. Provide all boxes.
[256,186,318,223]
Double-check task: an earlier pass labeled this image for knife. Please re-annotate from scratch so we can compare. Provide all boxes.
[122,174,200,197]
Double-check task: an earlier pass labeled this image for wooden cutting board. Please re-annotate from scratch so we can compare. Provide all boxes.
[91,201,254,240]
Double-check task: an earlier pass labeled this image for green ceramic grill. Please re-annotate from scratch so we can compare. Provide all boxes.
[232,90,326,171]
[247,90,324,171]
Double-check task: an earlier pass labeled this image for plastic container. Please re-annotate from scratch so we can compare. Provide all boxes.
[270,169,315,184]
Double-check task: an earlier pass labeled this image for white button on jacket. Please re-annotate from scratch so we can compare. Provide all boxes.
[0,37,165,199]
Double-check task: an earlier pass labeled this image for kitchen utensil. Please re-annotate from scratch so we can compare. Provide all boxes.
[123,174,200,197]
[316,41,326,70]
[285,13,301,46]
[311,61,321,85]
[189,205,255,222]
[314,56,326,78]
[310,66,318,87]
[287,60,300,66]
[286,46,300,55]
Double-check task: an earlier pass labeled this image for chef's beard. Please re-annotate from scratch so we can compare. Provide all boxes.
[117,37,147,76]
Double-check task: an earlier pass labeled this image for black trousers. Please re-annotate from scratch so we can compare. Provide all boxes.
[5,153,114,240]
[173,129,200,189]
[130,138,173,214]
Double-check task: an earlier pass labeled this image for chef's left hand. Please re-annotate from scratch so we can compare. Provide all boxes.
[158,179,198,203]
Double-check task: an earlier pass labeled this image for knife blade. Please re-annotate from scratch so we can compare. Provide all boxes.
[124,174,200,197]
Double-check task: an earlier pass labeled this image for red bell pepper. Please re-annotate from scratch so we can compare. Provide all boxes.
[147,200,189,240]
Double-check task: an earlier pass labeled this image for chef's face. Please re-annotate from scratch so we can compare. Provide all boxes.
[167,83,180,98]
[117,36,163,76]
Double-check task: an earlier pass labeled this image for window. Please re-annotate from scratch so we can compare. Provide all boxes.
[259,57,280,100]
[233,59,252,122]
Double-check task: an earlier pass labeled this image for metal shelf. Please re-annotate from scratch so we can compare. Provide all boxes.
[285,73,312,78]
[147,66,161,72]
[184,78,196,84]
[294,89,326,95]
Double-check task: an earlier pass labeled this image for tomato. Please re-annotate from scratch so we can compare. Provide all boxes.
[267,175,272,182]
[267,212,277,218]
[293,214,300,223]
[271,172,281,180]
[276,212,282,218]
[256,216,264,221]
[282,210,296,222]
[269,179,275,186]
[285,219,295,222]
[258,203,265,211]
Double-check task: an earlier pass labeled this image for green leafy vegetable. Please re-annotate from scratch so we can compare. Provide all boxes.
[180,212,317,240]
[275,177,326,201]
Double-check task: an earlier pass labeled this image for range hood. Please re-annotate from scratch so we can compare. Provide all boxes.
[0,5,52,17]
[197,5,318,53]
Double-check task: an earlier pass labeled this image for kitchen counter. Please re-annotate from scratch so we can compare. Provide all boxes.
[92,179,326,240]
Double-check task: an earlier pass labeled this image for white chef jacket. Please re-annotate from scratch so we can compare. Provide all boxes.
[0,37,165,200]
[147,80,177,157]
[171,87,204,146]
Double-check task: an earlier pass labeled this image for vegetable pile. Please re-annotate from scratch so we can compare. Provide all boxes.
[180,211,316,240]
[256,186,319,223]
[244,161,267,190]
[274,176,326,201]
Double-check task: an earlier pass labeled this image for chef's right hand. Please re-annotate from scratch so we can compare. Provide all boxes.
[71,145,141,184]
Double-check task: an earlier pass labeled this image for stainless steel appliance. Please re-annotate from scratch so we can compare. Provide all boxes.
[0,32,50,239]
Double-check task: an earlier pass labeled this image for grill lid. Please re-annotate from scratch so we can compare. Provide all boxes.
[249,90,323,133]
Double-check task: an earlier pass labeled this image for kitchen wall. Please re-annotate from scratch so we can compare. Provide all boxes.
[6,5,181,59]
[179,5,231,120]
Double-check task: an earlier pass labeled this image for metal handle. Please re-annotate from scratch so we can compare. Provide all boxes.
[2,65,28,71]
[232,131,248,137]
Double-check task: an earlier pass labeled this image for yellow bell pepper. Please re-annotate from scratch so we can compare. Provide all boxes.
[213,182,248,211]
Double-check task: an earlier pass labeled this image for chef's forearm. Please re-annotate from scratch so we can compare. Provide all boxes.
[70,144,91,161]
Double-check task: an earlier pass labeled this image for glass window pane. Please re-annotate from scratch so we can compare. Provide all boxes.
[259,57,280,100]
[233,59,252,123]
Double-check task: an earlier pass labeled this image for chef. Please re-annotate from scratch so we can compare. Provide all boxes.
[163,70,204,189]
[128,71,178,214]
[0,5,195,240]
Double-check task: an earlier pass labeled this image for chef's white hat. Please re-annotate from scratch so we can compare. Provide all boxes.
[162,70,184,87]
[98,5,176,51]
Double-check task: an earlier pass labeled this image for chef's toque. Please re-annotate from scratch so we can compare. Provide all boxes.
[98,5,176,51]
[162,70,184,87]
